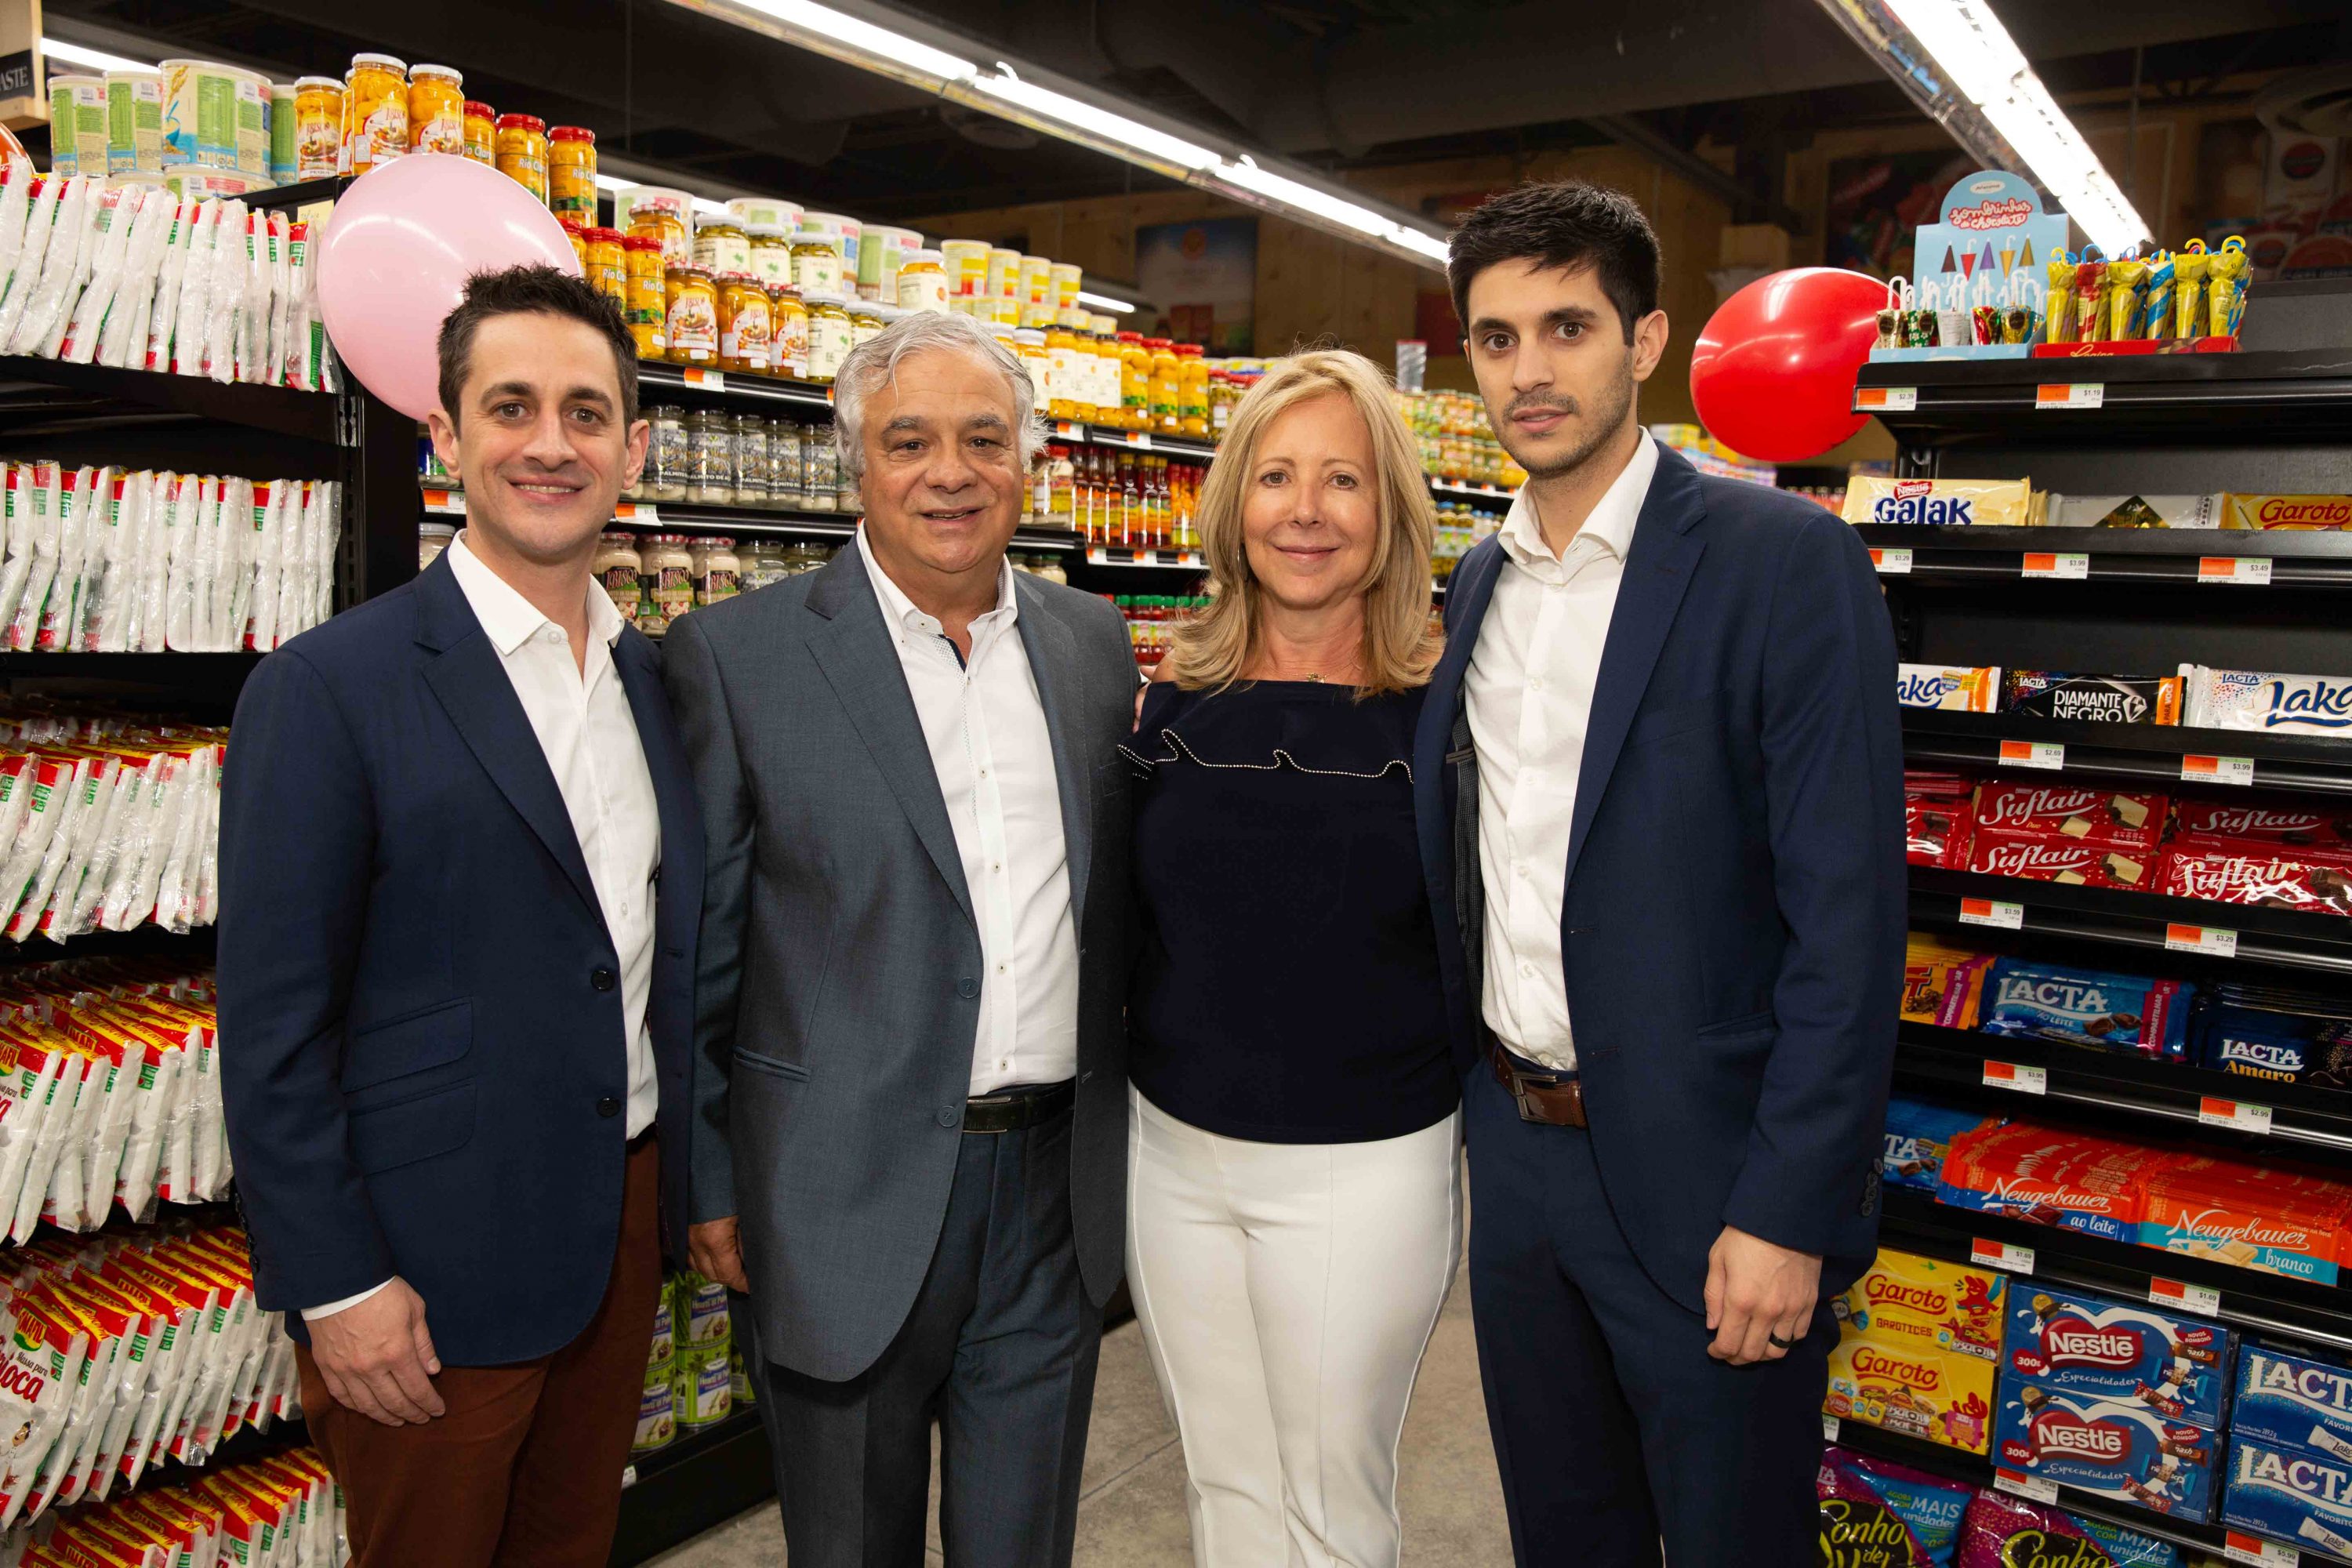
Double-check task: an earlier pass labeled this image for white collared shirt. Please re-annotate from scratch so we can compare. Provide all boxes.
[306,531,663,1321]
[1465,432,1660,1072]
[857,527,1080,1094]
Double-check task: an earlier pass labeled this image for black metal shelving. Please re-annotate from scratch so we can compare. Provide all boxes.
[609,1410,774,1566]
[636,361,836,416]
[1860,522,2352,586]
[1855,347,2352,448]
[1908,865,2352,977]
[1902,709,2352,797]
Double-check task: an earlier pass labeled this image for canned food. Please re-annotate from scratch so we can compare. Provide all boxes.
[46,75,105,179]
[267,82,296,183]
[105,71,165,176]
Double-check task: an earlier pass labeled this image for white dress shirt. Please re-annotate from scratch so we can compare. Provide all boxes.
[307,531,662,1320]
[1465,432,1659,1073]
[857,528,1080,1094]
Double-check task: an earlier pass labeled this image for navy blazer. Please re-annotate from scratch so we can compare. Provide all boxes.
[218,552,704,1366]
[1414,443,1906,1308]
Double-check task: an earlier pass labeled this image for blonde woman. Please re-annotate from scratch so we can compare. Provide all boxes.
[1120,350,1456,1568]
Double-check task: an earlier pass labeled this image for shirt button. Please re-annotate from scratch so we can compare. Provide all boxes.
[1520,960,1536,978]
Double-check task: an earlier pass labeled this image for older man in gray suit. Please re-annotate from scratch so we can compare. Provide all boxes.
[662,310,1135,1567]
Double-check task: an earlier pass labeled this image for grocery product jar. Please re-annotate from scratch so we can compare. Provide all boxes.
[1020,255,1054,309]
[548,126,597,223]
[623,235,667,358]
[1149,338,1181,434]
[408,65,464,155]
[769,287,809,379]
[748,227,793,289]
[103,71,162,176]
[640,535,694,634]
[800,212,862,277]
[1178,344,1210,438]
[1118,332,1151,430]
[495,114,549,203]
[941,239,990,299]
[739,539,788,590]
[586,228,628,313]
[690,538,741,608]
[47,75,103,179]
[718,275,773,374]
[641,406,688,501]
[896,249,948,314]
[694,215,752,278]
[462,100,495,164]
[342,53,408,176]
[804,294,853,384]
[630,205,690,273]
[730,416,769,506]
[987,248,1021,301]
[849,303,887,352]
[728,197,802,231]
[294,76,343,178]
[803,430,840,512]
[684,411,734,504]
[789,231,844,297]
[1014,330,1051,418]
[594,533,644,622]
[561,220,590,270]
[663,264,720,366]
[1051,262,1083,313]
[1046,325,1083,422]
[858,226,922,303]
[765,420,804,506]
[419,522,456,572]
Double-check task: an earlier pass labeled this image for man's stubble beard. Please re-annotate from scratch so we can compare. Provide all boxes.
[1499,359,1638,484]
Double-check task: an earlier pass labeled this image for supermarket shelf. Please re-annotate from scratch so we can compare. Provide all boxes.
[419,485,1079,552]
[1081,546,1203,569]
[1429,477,1515,506]
[1046,419,1216,460]
[0,355,339,445]
[1894,1022,2352,1155]
[0,651,262,695]
[1824,1421,2261,1560]
[612,1410,773,1566]
[248,178,345,212]
[1900,709,2352,797]
[1857,523,2352,586]
[1880,1188,2352,1359]
[1908,865,2352,977]
[635,361,835,415]
[1856,347,2352,445]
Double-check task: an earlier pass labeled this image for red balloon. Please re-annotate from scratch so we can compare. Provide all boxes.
[1688,267,1888,463]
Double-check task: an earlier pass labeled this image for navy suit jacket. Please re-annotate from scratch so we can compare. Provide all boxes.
[1414,442,1906,1308]
[218,552,704,1365]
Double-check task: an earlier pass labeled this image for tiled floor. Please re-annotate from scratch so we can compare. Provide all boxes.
[650,1249,1510,1566]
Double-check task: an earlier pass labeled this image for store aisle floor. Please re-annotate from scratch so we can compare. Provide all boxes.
[649,1245,1510,1566]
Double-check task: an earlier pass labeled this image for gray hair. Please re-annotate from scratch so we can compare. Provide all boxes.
[833,311,1046,483]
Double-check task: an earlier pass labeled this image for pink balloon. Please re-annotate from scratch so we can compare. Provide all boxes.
[317,154,583,420]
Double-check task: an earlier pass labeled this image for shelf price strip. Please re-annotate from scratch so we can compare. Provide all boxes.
[2150,1276,2222,1316]
[1971,1237,2036,1273]
[2022,552,2090,580]
[1959,896,2025,931]
[2182,754,2257,788]
[2165,922,2240,959]
[2034,383,2105,411]
[614,503,660,524]
[1981,1060,2046,1097]
[1820,1414,1839,1441]
[1994,1468,2060,1504]
[2197,1096,2274,1135]
[2198,557,2274,586]
[1998,739,2065,771]
[1853,386,1918,414]
[422,488,464,516]
[1870,548,1913,575]
[680,368,727,391]
[2225,1532,2301,1566]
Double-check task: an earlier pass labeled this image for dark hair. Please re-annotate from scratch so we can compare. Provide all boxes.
[1446,180,1662,344]
[436,264,640,427]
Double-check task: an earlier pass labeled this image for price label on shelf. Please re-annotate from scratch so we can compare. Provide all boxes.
[613,503,659,524]
[1981,1061,2047,1097]
[2198,1097,2274,1135]
[1821,1414,1840,1442]
[1972,1238,2036,1274]
[2021,552,2090,580]
[1994,1468,2060,1504]
[824,387,835,405]
[2165,922,2240,958]
[620,1464,638,1490]
[1053,421,1083,440]
[1959,897,2025,931]
[2150,1276,2223,1316]
[1853,386,1918,414]
[2224,1534,2299,1567]
[1171,550,1203,568]
[2198,557,2274,586]
[1998,739,2066,771]
[2182,754,2256,788]
[2034,382,2105,411]
[681,368,727,391]
[1870,548,1914,575]
[1126,430,1155,451]
[421,488,464,516]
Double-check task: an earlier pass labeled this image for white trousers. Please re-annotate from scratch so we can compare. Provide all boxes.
[1126,1087,1465,1568]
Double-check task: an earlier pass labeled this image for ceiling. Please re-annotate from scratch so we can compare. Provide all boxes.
[46,0,2352,223]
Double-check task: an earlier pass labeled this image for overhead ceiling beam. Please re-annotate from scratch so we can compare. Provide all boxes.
[1586,113,1805,231]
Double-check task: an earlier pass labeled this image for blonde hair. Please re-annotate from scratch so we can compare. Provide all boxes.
[1160,350,1441,696]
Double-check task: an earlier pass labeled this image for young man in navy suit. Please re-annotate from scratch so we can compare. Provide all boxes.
[1412,181,1905,1564]
[219,267,702,1566]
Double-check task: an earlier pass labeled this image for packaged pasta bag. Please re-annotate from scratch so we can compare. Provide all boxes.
[114,1486,212,1565]
[109,1036,181,1222]
[0,1283,93,1531]
[79,1268,174,1503]
[151,745,218,938]
[160,475,208,654]
[26,179,103,362]
[263,213,291,392]
[124,1247,217,1481]
[2,176,89,358]
[0,1029,45,1254]
[57,187,136,365]
[206,479,250,653]
[0,463,35,635]
[140,199,190,376]
[253,1454,332,1567]
[9,1038,91,1243]
[97,743,184,933]
[166,200,219,378]
[198,201,246,387]
[34,466,100,653]
[27,1281,129,1518]
[0,175,65,354]
[0,750,79,931]
[50,746,158,940]
[73,470,134,655]
[0,158,38,312]
[238,484,281,655]
[155,1243,246,1465]
[98,1247,209,1492]
[97,191,175,372]
[8,750,105,943]
[131,471,176,656]
[9,463,64,653]
[33,1034,111,1232]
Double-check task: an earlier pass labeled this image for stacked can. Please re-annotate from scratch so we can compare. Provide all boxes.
[634,1279,680,1454]
[673,1270,735,1432]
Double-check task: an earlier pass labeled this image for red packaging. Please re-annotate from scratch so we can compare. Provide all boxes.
[1972,782,2169,854]
[2140,1156,2352,1284]
[1906,771,1977,869]
[2172,797,2352,855]
[1937,1122,2157,1243]
[1967,828,2158,891]
[2159,845,2352,917]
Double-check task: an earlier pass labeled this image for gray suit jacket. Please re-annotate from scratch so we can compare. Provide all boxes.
[663,543,1137,1381]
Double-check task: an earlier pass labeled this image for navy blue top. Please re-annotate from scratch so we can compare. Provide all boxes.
[1123,680,1457,1143]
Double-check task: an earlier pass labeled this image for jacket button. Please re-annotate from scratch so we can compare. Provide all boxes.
[937,1105,960,1128]
[592,967,617,992]
[956,977,979,999]
[597,1097,622,1118]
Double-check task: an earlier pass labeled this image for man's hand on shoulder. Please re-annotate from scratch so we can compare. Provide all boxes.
[1703,1225,1821,1366]
[690,1216,750,1294]
[307,1277,445,1426]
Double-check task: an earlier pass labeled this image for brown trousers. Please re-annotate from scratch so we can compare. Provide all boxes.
[297,1136,663,1568]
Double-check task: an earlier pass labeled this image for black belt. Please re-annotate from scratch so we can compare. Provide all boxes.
[964,1081,1076,1134]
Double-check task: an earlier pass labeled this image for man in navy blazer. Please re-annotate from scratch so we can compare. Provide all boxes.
[219,267,702,1567]
[1413,182,1904,1564]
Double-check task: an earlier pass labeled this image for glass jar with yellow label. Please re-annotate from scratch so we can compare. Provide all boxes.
[747,226,793,289]
[693,215,752,279]
[663,264,720,366]
[560,219,587,272]
[790,233,844,298]
[629,205,690,272]
[623,234,666,359]
[848,303,887,352]
[769,285,810,379]
[407,65,464,154]
[1013,330,1052,419]
[717,273,773,375]
[1148,337,1182,436]
[586,227,628,314]
[895,249,947,314]
[804,293,854,384]
[343,53,408,176]
[495,113,548,203]
[1118,332,1152,432]
[295,76,345,179]
[1045,324,1081,422]
[462,99,495,164]
[1178,344,1210,439]
[549,126,597,224]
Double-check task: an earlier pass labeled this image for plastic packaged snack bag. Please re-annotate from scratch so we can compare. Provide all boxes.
[37,466,107,653]
[1955,1486,2182,1566]
[30,180,105,363]
[166,200,219,378]
[0,463,31,634]
[264,212,291,390]
[162,474,207,653]
[96,193,174,372]
[140,198,190,375]
[7,462,63,653]
[199,200,245,387]
[0,1285,93,1530]
[0,158,38,309]
[10,1041,91,1243]
[240,483,281,652]
[0,174,65,353]
[56,187,134,365]
[131,471,174,655]
[2,176,89,358]
[79,470,143,655]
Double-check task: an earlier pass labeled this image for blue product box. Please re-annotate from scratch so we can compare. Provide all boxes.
[2223,1434,2352,1563]
[1933,1178,2140,1247]
[2195,999,2352,1086]
[1994,1375,2218,1521]
[1881,1095,1987,1196]
[2002,1287,2233,1428]
[1980,957,2194,1062]
[2234,1342,2352,1461]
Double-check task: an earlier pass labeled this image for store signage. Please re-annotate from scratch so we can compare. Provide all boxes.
[1871,548,1914,575]
[1998,739,2066,771]
[1053,421,1084,440]
[2198,557,2274,586]
[2180,755,2257,788]
[1854,387,1918,413]
[2021,552,2090,579]
[1959,897,2025,930]
[2198,1097,2273,1135]
[1982,1061,2047,1096]
[2150,1277,2223,1316]
[1973,1238,2037,1274]
[2165,923,2239,958]
[2034,383,2105,410]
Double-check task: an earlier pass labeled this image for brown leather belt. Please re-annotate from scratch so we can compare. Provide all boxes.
[1490,1044,1588,1127]
[964,1080,1076,1134]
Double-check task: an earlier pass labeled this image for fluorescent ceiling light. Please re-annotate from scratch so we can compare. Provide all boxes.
[594,173,636,194]
[1217,157,1453,264]
[729,0,977,84]
[967,64,1218,172]
[1076,289,1135,314]
[1882,0,2150,255]
[42,37,155,73]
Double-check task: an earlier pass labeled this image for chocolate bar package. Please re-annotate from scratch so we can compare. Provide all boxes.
[2001,1287,2233,1428]
[1900,665,2002,713]
[2180,665,2352,737]
[1994,1379,2218,1519]
[1846,477,2034,528]
[2004,672,2183,726]
[2048,492,2223,531]
[2161,844,2352,919]
[1832,1248,2008,1363]
[1817,1445,1974,1566]
[1936,1123,2149,1246]
[1907,784,1978,870]
[2223,493,2352,532]
[1967,829,2157,891]
[1882,1095,1992,1196]
[2194,991,2352,1086]
[2223,1435,2352,1563]
[2139,1157,2351,1287]
[1828,1333,1998,1454]
[1954,1490,2184,1567]
[2234,1341,2352,1462]
[2174,797,2352,856]
[1904,937,1994,1028]
[1973,783,2168,855]
[1980,958,2194,1062]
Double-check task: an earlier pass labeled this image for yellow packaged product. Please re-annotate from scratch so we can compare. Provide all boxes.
[340,53,408,176]
[292,76,343,180]
[1831,1247,2006,1361]
[1901,938,1994,1030]
[2206,236,2249,337]
[2044,252,2078,343]
[2222,493,2352,531]
[1825,1331,1997,1454]
[1840,475,2033,528]
[2172,241,2210,340]
[406,64,463,156]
